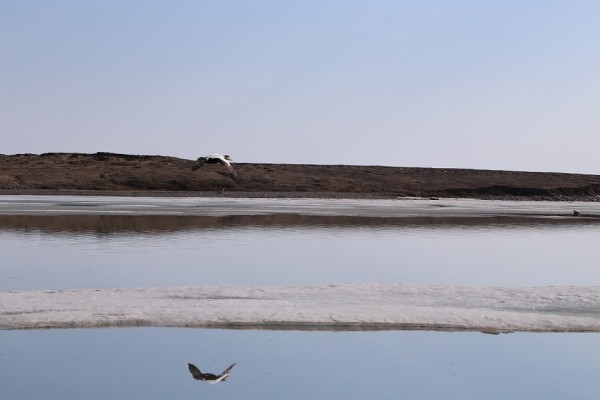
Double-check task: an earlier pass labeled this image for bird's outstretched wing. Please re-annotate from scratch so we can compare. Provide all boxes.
[218,159,236,173]
[221,363,236,375]
[217,363,236,382]
[188,363,205,380]
[191,158,206,171]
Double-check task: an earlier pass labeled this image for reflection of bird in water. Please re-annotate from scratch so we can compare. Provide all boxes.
[192,153,235,176]
[188,362,236,384]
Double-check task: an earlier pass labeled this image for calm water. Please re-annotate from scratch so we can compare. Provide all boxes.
[1,215,600,291]
[1,328,600,400]
[1,197,600,399]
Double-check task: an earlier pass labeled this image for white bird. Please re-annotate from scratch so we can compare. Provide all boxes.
[188,362,236,384]
[192,153,235,175]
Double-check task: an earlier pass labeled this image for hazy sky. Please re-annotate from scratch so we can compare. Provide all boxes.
[1,1,599,173]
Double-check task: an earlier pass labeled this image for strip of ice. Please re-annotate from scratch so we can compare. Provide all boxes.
[1,195,599,218]
[2,283,600,332]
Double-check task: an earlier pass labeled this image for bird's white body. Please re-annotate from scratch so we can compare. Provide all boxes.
[192,153,235,175]
[206,376,228,384]
[206,153,231,166]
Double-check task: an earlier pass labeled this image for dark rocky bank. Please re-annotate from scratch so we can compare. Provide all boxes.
[1,152,599,201]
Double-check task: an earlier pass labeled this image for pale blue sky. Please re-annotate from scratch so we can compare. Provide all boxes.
[1,1,599,173]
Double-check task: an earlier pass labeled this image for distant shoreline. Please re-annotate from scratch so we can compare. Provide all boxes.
[1,152,600,201]
[0,189,414,199]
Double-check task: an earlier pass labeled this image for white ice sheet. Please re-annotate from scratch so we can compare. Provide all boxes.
[2,283,600,332]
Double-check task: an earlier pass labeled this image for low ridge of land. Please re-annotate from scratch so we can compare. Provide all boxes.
[1,152,599,200]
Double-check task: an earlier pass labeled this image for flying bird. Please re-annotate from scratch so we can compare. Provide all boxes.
[192,153,235,175]
[187,362,236,384]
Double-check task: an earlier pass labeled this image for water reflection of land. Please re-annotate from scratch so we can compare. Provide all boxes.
[0,214,599,233]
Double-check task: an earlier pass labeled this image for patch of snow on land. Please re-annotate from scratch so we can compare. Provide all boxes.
[2,284,600,332]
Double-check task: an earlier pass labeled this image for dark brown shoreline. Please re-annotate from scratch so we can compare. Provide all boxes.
[2,152,600,201]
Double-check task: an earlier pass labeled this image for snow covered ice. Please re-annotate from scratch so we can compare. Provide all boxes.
[2,283,600,332]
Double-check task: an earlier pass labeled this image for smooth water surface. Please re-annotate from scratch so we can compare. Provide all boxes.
[1,213,600,291]
[1,328,599,400]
